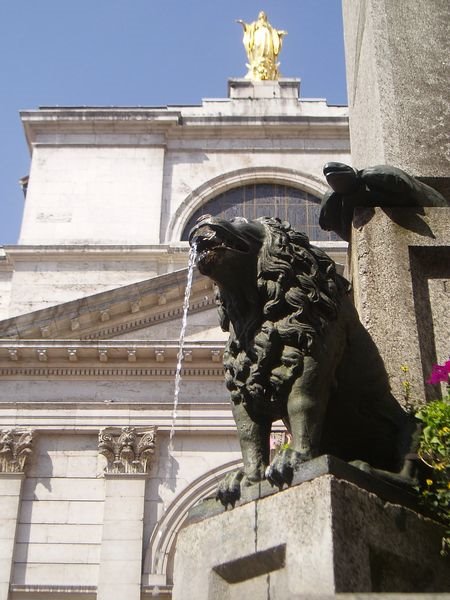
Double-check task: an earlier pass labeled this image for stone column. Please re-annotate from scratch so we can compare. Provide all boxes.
[342,0,449,195]
[349,207,450,405]
[0,430,34,600]
[97,427,157,600]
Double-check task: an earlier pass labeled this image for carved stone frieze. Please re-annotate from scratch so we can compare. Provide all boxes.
[0,366,224,378]
[0,429,34,473]
[98,426,157,474]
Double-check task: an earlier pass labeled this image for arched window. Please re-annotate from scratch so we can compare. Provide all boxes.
[180,183,338,241]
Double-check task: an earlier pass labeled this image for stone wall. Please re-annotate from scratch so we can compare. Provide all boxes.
[0,427,242,598]
[349,207,450,405]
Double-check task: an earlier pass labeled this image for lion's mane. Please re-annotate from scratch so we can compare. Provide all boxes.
[219,217,349,413]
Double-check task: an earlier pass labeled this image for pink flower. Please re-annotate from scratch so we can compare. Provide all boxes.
[427,360,450,385]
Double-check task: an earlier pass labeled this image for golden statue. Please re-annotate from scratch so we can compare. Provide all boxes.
[237,12,287,81]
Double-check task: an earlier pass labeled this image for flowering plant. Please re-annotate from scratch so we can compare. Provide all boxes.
[427,360,450,385]
[416,360,450,556]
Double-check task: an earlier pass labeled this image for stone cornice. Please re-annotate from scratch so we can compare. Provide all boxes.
[176,115,349,137]
[0,247,13,271]
[0,340,225,378]
[0,267,216,341]
[21,108,182,149]
[21,104,348,149]
[3,244,190,261]
[9,585,96,595]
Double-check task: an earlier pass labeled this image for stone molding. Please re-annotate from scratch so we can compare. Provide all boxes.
[98,426,157,474]
[81,294,215,340]
[0,428,34,473]
[0,366,224,379]
[21,108,182,147]
[0,340,225,380]
[9,584,96,596]
[21,105,348,149]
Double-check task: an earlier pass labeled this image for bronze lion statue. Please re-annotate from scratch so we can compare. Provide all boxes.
[189,215,418,506]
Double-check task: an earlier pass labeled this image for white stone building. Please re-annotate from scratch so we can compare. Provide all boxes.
[0,78,349,599]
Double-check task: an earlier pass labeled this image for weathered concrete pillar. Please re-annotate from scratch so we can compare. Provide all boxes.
[96,427,156,600]
[342,0,449,195]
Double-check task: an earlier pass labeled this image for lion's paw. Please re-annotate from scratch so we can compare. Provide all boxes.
[265,448,310,489]
[216,468,244,508]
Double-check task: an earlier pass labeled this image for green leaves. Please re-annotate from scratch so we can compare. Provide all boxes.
[416,386,450,556]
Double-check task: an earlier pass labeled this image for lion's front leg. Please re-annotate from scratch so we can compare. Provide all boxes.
[266,353,331,488]
[216,400,271,507]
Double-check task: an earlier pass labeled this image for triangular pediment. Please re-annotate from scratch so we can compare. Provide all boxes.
[0,268,218,341]
[0,269,227,379]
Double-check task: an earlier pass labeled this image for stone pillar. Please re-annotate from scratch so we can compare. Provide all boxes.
[0,430,34,600]
[349,207,450,405]
[97,427,156,600]
[342,0,449,195]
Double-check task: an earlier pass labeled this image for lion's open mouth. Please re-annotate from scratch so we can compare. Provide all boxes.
[188,216,266,277]
[194,226,250,253]
[190,224,251,270]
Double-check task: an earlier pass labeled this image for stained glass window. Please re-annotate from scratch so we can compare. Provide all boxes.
[181,184,339,241]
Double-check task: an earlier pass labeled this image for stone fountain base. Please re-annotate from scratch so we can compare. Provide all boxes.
[172,456,449,598]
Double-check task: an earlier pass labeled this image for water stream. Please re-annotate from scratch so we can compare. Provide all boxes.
[158,245,196,569]
[167,244,197,461]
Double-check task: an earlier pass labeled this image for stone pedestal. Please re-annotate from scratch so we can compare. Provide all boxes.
[0,473,24,600]
[348,207,450,405]
[228,78,300,100]
[172,457,449,598]
[342,0,449,197]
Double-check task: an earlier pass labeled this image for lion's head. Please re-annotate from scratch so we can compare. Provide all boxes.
[189,216,349,416]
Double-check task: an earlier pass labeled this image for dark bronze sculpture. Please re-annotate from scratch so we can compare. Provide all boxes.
[319,162,448,241]
[189,215,419,506]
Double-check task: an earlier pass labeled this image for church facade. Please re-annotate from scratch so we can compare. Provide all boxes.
[0,78,349,599]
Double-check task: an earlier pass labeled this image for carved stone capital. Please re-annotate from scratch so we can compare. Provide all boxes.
[98,426,157,474]
[0,429,34,473]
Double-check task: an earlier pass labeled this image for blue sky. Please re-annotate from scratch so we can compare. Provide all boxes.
[0,0,347,245]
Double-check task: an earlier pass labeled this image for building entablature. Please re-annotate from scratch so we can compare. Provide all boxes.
[0,339,224,365]
[22,112,349,148]
[21,83,348,149]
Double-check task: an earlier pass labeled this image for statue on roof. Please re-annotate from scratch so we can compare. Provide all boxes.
[237,12,287,81]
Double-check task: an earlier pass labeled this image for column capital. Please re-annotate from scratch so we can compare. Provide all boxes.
[98,426,157,475]
[0,429,34,474]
